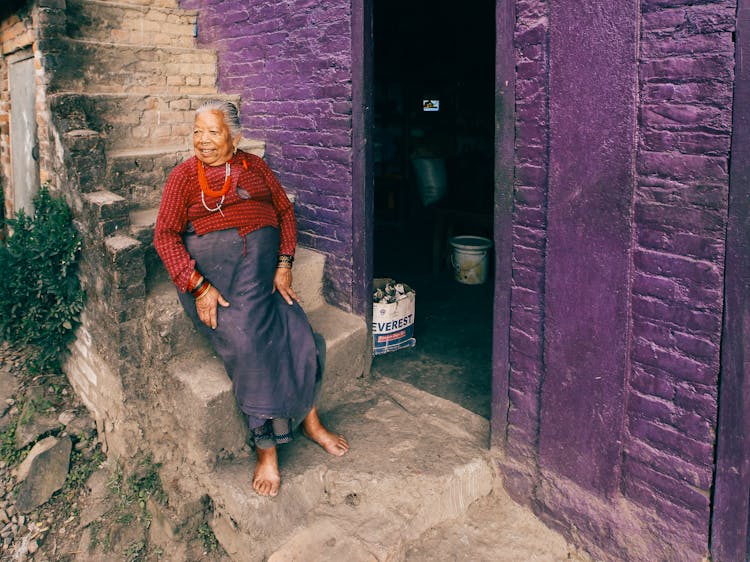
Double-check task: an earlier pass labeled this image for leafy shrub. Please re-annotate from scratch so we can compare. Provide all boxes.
[0,187,85,372]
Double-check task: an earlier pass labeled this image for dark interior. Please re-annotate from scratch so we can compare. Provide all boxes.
[371,0,496,418]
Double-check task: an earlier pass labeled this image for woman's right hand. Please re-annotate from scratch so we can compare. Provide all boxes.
[195,285,230,329]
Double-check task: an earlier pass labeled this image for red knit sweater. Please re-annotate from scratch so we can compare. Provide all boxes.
[154,150,296,292]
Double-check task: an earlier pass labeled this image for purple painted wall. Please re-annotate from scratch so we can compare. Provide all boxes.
[711,1,750,560]
[177,0,743,559]
[498,0,736,560]
[180,0,359,311]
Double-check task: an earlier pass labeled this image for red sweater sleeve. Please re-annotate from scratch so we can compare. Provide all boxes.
[154,162,195,292]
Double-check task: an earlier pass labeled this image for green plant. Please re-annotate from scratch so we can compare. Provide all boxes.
[0,419,22,466]
[127,455,168,509]
[0,186,84,373]
[66,446,106,493]
[125,539,147,562]
[198,521,220,553]
[18,396,54,426]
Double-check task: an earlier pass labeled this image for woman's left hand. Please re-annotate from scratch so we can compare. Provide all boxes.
[273,267,299,305]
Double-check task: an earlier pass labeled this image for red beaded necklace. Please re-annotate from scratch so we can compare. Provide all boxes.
[197,159,232,198]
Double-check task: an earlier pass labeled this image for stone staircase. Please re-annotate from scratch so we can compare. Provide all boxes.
[43,0,496,559]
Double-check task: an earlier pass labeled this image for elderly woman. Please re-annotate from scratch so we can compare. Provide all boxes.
[154,100,348,497]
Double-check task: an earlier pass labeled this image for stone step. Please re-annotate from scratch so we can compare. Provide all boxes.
[142,254,367,466]
[66,0,198,48]
[306,305,369,410]
[402,489,579,561]
[162,346,249,466]
[47,39,217,95]
[108,139,266,209]
[200,377,493,561]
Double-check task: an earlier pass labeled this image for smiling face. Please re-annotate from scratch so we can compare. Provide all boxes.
[193,110,236,166]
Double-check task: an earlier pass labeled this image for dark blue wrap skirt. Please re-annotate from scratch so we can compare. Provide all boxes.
[178,226,320,445]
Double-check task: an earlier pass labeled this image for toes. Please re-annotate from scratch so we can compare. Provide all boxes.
[331,435,349,456]
[253,478,280,497]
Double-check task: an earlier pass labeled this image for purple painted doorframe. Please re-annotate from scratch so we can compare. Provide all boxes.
[538,0,638,496]
[710,1,750,559]
[351,0,374,319]
[491,0,515,447]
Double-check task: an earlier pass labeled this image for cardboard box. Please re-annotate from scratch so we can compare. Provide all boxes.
[372,278,416,355]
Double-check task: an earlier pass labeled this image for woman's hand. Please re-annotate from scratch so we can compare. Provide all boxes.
[195,285,230,329]
[273,267,299,305]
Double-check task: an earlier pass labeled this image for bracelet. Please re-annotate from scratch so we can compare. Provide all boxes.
[277,254,294,267]
[188,270,204,293]
[276,263,292,269]
[194,282,211,300]
[190,276,206,296]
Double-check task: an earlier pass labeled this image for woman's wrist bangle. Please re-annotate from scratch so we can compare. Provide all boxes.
[194,282,211,300]
[276,263,292,269]
[190,276,206,295]
[277,254,294,267]
[188,271,204,293]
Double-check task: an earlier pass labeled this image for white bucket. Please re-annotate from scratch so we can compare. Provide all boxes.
[449,235,493,285]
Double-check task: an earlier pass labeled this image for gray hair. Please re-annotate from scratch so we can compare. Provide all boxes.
[196,99,242,138]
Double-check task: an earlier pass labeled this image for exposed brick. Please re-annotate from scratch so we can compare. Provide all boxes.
[632,338,717,386]
[640,54,734,83]
[622,458,709,511]
[637,151,728,182]
[628,418,714,466]
[624,441,712,489]
[641,130,730,155]
[512,224,546,249]
[634,200,725,233]
[633,248,722,287]
[621,476,706,536]
[510,325,542,358]
[631,365,677,400]
[511,264,545,293]
[673,384,718,420]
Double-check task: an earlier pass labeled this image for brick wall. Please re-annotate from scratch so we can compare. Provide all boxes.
[181,0,356,310]
[623,0,735,548]
[500,1,736,560]
[501,0,550,498]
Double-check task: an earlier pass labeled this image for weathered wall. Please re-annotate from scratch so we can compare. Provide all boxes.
[0,0,67,218]
[0,5,35,218]
[180,0,357,311]
[497,1,736,560]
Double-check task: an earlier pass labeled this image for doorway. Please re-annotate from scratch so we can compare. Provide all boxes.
[8,49,39,215]
[370,0,496,418]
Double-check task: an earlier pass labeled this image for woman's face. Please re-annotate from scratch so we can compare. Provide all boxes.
[193,110,235,166]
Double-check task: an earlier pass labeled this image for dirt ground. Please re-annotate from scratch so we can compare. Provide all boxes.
[0,341,230,562]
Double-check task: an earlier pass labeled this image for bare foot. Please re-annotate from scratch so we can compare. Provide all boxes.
[302,406,349,457]
[253,446,280,497]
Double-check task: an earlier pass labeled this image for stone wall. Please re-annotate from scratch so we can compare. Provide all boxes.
[180,0,356,310]
[499,1,736,560]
